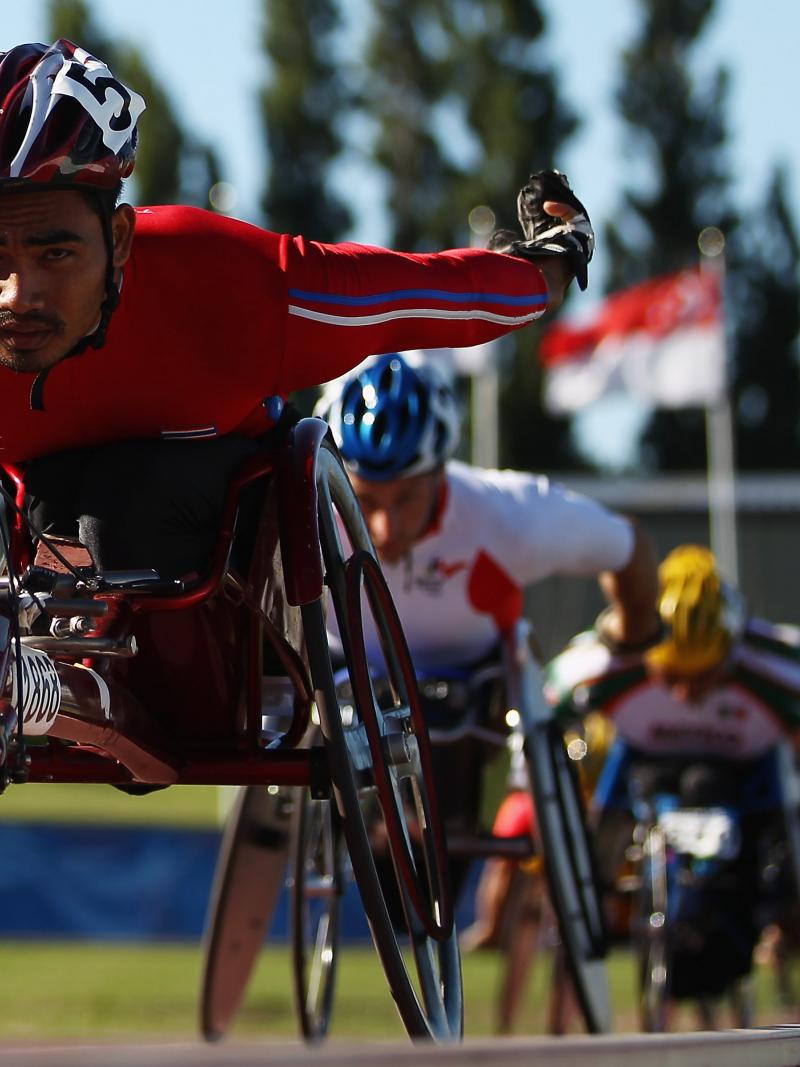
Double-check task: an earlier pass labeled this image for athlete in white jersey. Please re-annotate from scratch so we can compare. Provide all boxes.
[318,351,661,670]
[317,351,660,924]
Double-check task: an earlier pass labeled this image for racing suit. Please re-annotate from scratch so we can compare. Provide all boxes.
[7,205,552,575]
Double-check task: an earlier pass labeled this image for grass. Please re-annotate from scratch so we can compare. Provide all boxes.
[0,943,797,1043]
[0,783,229,828]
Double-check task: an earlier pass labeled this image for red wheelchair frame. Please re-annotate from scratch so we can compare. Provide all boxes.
[0,417,462,1043]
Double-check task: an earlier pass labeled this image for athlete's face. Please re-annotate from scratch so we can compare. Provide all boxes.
[0,189,134,373]
[350,468,444,565]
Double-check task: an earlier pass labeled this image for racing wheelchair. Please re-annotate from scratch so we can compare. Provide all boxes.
[0,417,462,1044]
[592,738,800,1031]
[216,616,613,1041]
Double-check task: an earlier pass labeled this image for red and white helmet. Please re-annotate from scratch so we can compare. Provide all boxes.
[0,39,145,191]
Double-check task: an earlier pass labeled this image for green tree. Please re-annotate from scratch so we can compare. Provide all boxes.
[360,0,460,251]
[451,2,581,471]
[607,0,800,472]
[604,0,738,470]
[605,0,736,291]
[48,0,221,207]
[361,0,581,468]
[258,0,351,240]
[729,167,800,469]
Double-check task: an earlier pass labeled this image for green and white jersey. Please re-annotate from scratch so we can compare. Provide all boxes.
[544,618,800,761]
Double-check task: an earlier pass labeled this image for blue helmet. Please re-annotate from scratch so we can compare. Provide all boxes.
[317,353,460,481]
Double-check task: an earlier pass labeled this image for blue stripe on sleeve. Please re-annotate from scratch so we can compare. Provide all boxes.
[287,287,547,308]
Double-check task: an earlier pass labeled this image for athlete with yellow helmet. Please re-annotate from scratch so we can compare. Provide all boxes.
[471,546,800,1032]
[645,544,746,682]
[544,544,800,1025]
[547,543,788,757]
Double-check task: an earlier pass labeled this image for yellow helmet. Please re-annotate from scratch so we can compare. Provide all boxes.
[646,544,741,676]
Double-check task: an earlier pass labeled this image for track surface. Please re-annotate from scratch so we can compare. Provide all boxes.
[3,1028,800,1067]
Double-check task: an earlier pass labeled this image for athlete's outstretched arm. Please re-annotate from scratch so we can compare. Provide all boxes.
[280,240,552,391]
[597,521,661,649]
[278,171,591,392]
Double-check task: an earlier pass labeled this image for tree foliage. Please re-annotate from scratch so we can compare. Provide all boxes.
[605,0,736,292]
[360,0,582,468]
[605,0,731,470]
[47,0,221,207]
[359,0,460,251]
[258,0,352,240]
[728,167,800,469]
[607,0,800,471]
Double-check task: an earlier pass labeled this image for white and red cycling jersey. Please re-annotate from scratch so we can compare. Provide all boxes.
[329,459,634,671]
[544,619,800,760]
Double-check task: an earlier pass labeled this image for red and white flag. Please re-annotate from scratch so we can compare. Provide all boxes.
[539,267,725,413]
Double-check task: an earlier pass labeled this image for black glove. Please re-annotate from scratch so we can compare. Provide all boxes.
[489,170,594,291]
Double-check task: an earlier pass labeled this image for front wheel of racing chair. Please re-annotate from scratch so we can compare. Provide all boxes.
[503,620,612,1034]
[281,422,463,1043]
[200,783,294,1041]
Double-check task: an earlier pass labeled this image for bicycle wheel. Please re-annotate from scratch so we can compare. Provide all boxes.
[301,440,462,1042]
[290,785,345,1043]
[199,784,291,1041]
[637,822,670,1032]
[506,624,611,1033]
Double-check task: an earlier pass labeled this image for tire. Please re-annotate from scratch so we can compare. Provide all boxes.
[199,784,292,1041]
[290,784,345,1043]
[525,720,612,1033]
[302,440,462,1042]
[505,624,612,1034]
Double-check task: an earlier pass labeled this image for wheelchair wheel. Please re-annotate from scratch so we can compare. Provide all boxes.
[290,785,345,1043]
[302,441,462,1042]
[504,625,610,1036]
[524,718,611,1033]
[199,785,291,1041]
[637,822,670,1032]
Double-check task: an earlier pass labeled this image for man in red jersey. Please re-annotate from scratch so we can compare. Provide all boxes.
[0,40,594,578]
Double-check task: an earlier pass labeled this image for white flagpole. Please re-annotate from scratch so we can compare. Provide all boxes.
[699,227,739,584]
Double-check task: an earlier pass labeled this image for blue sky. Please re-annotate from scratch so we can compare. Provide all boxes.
[3,1,798,466]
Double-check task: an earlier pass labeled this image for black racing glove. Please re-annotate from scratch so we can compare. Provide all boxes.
[489,170,594,291]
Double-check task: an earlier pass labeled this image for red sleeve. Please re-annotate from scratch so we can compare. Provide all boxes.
[276,236,550,392]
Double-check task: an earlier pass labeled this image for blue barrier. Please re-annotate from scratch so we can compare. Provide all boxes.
[0,823,480,941]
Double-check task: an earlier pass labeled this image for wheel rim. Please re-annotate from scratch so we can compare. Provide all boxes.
[525,719,612,1033]
[291,788,343,1042]
[549,724,607,952]
[344,549,452,942]
[302,442,462,1041]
